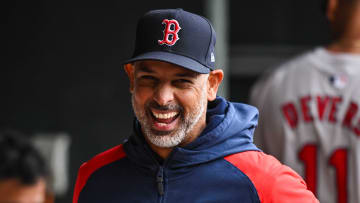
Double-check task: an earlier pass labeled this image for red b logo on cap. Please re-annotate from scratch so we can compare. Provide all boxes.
[158,19,181,46]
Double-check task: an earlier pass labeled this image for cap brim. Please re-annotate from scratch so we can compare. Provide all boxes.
[122,51,211,74]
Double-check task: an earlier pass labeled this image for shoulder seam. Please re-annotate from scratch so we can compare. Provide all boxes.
[222,156,261,202]
[73,144,126,203]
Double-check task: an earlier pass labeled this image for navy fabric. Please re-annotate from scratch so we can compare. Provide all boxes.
[78,96,261,202]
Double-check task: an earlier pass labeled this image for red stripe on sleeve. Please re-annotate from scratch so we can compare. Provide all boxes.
[225,151,319,203]
[73,144,126,203]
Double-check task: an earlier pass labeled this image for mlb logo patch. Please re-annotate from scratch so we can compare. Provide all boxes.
[329,74,348,89]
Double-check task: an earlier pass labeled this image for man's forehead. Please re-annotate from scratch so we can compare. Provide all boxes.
[134,60,201,77]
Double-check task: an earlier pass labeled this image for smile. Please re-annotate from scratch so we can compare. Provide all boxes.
[152,112,178,119]
[150,110,180,131]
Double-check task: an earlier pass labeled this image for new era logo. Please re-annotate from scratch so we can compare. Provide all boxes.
[211,52,215,62]
[158,19,181,46]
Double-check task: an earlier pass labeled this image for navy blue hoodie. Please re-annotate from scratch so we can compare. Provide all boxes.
[73,97,318,203]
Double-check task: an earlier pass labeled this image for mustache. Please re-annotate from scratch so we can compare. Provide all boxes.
[147,100,182,112]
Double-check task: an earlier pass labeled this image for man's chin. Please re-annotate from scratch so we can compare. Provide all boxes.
[150,129,174,136]
[143,128,187,148]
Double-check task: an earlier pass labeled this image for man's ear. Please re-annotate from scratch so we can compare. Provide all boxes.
[327,0,338,22]
[207,69,224,101]
[124,63,135,93]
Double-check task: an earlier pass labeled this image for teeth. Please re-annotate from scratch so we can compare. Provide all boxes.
[153,112,178,119]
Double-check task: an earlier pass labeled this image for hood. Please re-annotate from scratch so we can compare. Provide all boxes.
[124,96,260,169]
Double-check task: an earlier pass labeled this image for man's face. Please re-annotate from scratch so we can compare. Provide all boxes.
[128,60,210,148]
[0,178,46,203]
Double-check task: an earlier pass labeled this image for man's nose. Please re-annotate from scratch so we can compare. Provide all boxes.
[153,84,174,106]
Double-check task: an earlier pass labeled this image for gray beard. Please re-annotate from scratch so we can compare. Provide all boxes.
[131,93,207,148]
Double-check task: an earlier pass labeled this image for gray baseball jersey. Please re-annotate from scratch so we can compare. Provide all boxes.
[250,47,360,203]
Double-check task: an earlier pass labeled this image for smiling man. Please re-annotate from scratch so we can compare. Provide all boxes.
[73,8,319,203]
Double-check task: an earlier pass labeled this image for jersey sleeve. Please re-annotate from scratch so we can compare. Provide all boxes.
[249,71,275,153]
[225,151,319,203]
[269,161,319,203]
[249,67,288,159]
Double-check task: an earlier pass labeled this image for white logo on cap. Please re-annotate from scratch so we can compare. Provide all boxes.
[211,52,215,62]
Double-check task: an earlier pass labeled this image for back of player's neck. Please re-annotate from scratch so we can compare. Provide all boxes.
[327,39,360,54]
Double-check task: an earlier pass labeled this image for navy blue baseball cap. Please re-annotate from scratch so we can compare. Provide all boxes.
[123,8,216,74]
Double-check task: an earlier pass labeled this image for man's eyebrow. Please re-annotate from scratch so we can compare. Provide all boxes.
[175,71,200,78]
[135,63,153,73]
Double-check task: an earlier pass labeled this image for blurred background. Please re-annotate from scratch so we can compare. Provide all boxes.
[2,0,330,202]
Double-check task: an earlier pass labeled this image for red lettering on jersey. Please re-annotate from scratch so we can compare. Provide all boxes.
[329,97,342,123]
[342,102,358,129]
[301,95,313,122]
[282,103,298,129]
[317,96,330,120]
[353,119,360,137]
[158,19,181,46]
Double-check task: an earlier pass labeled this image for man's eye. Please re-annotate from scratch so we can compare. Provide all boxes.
[140,75,156,80]
[138,75,159,83]
[173,79,193,88]
[175,79,191,83]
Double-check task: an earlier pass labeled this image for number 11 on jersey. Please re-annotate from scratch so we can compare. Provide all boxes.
[299,144,348,203]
